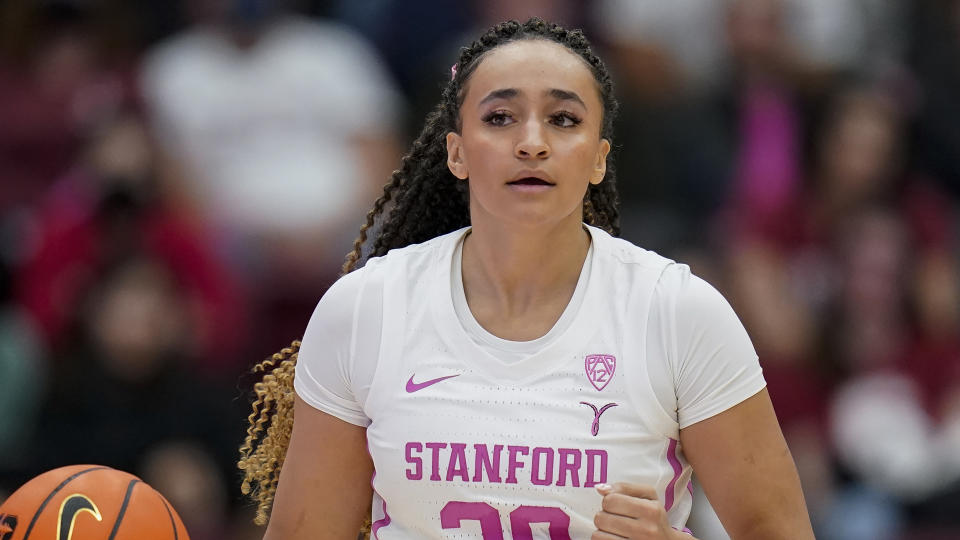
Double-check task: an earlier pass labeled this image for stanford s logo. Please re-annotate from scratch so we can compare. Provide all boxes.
[57,494,102,540]
[580,401,618,436]
[0,513,17,540]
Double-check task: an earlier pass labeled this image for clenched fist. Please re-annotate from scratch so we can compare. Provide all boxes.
[592,483,697,540]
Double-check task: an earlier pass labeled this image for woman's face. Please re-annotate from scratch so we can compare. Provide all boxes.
[446,39,610,231]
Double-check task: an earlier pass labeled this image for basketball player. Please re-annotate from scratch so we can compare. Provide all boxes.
[238,18,815,540]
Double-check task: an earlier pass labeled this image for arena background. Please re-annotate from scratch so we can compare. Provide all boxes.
[1,1,959,539]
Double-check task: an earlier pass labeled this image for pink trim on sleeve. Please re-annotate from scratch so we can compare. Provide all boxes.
[664,438,683,512]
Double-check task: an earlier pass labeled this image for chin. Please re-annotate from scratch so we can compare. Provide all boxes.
[495,208,585,231]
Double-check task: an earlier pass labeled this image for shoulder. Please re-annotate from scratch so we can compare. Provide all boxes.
[589,226,676,272]
[364,227,468,273]
[588,226,679,302]
[588,227,731,316]
[652,263,732,319]
[316,228,466,313]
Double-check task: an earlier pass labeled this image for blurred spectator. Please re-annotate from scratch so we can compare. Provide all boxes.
[140,0,403,273]
[0,0,137,221]
[718,0,913,248]
[140,0,404,355]
[823,207,960,539]
[728,85,953,315]
[720,0,811,241]
[31,254,241,528]
[15,110,249,373]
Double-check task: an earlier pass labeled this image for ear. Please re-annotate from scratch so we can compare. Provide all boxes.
[589,139,611,185]
[446,132,469,180]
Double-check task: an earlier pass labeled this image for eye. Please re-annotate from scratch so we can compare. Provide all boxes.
[482,110,514,126]
[550,111,582,128]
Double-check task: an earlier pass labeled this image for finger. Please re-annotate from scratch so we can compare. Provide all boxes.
[609,482,658,500]
[594,510,661,538]
[601,492,662,519]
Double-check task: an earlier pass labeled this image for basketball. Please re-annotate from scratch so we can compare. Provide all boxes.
[0,465,190,540]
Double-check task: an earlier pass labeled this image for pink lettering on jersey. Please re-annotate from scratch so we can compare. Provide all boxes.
[441,502,504,539]
[510,506,572,540]
[557,448,582,487]
[472,444,503,483]
[585,354,616,391]
[425,442,447,481]
[404,442,607,489]
[584,449,608,487]
[446,443,470,482]
[405,442,423,480]
[531,447,554,486]
[506,445,529,484]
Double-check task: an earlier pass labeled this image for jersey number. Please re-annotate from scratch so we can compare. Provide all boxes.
[440,501,571,539]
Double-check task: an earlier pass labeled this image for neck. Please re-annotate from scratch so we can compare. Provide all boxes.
[461,214,591,317]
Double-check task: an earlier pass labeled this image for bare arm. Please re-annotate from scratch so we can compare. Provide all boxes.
[680,388,815,539]
[263,395,373,540]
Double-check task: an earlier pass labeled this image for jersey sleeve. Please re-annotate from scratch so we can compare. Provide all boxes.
[293,268,376,427]
[658,265,767,429]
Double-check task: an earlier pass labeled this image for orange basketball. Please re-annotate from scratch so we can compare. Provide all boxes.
[0,465,190,540]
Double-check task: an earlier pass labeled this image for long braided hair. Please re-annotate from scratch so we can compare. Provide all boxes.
[237,17,621,532]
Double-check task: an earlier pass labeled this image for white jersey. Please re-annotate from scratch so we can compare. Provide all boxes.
[295,225,765,539]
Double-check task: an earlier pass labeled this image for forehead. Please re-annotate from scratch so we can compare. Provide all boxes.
[464,39,600,105]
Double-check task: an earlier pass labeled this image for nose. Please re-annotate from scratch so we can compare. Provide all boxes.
[515,119,550,159]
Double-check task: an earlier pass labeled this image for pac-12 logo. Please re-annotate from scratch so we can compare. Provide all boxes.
[0,513,17,540]
[585,354,616,391]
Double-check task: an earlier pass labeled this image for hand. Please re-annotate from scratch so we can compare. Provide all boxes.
[592,482,695,539]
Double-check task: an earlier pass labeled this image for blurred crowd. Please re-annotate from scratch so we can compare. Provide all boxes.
[1,1,959,539]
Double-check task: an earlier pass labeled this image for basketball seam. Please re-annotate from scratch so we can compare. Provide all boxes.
[21,466,108,540]
[107,479,139,540]
[158,495,178,540]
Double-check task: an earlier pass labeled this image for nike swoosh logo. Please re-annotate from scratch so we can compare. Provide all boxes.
[58,494,102,540]
[406,373,459,393]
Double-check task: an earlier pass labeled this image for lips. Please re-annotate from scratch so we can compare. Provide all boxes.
[507,170,555,186]
[508,177,554,186]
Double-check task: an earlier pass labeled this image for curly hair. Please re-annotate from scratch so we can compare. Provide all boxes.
[238,17,621,534]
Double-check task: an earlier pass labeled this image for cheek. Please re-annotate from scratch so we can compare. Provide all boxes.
[562,139,602,175]
[463,137,506,176]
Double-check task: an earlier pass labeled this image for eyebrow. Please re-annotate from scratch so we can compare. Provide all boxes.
[547,88,587,108]
[477,88,587,109]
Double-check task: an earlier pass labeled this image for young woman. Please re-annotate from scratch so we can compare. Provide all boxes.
[238,18,815,540]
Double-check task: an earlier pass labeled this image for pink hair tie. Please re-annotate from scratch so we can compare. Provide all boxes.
[450,63,458,80]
